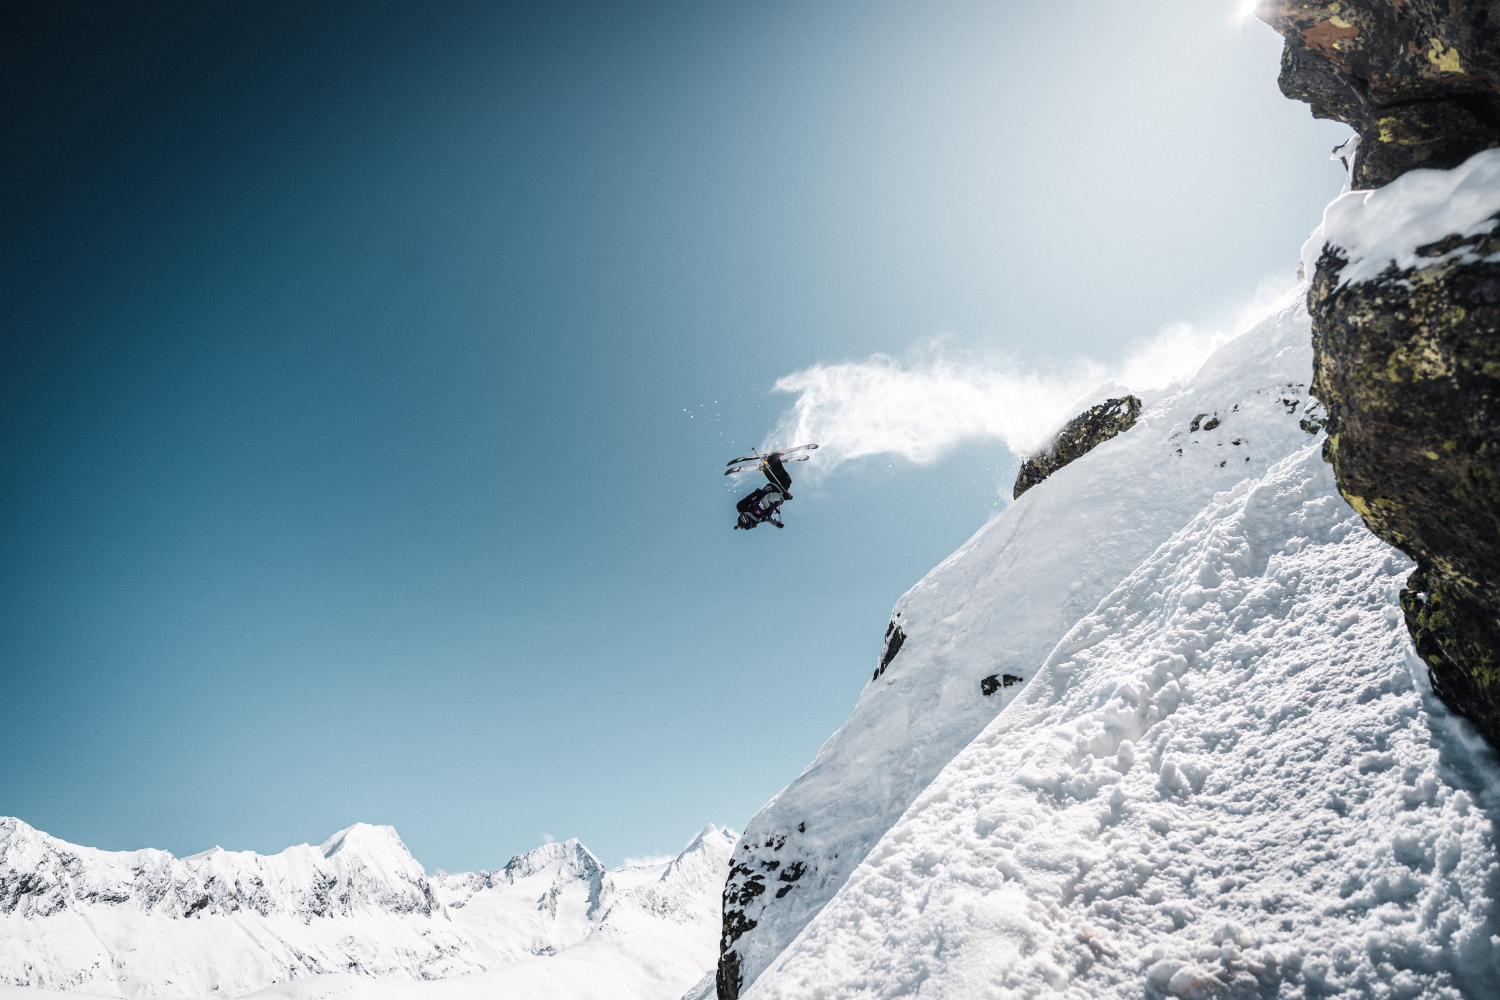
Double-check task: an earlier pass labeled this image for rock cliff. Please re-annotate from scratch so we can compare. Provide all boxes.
[1255,0,1500,188]
[1261,0,1500,749]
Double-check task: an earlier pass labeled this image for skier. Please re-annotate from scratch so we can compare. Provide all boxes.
[725,445,816,530]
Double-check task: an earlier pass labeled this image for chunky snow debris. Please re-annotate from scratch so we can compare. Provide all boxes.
[1302,147,1500,289]
[747,442,1500,999]
[720,302,1335,997]
[0,820,734,1000]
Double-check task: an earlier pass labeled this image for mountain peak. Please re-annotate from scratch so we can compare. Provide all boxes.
[318,822,410,862]
[501,837,605,882]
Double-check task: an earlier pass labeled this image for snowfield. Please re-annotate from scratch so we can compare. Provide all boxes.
[0,819,734,1000]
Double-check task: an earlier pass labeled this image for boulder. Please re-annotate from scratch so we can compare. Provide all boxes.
[1012,396,1141,499]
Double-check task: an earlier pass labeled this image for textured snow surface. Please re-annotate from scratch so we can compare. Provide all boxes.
[739,309,1500,998]
[0,819,734,1000]
[679,971,717,1000]
[1303,146,1500,288]
[724,301,1331,993]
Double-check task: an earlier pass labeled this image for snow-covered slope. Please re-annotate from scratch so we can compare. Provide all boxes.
[721,300,1330,994]
[0,818,735,1000]
[749,441,1500,999]
[731,296,1500,997]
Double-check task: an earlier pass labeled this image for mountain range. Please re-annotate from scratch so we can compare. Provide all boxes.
[0,817,734,1000]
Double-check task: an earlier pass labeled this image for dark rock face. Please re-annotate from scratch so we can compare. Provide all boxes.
[719,825,804,1000]
[872,619,905,681]
[1258,1,1500,747]
[1402,569,1500,746]
[1255,0,1500,188]
[1012,396,1141,499]
[1308,235,1500,748]
[980,673,1021,696]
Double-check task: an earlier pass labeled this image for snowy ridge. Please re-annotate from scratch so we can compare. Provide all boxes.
[722,299,1329,994]
[0,819,736,1000]
[0,819,435,922]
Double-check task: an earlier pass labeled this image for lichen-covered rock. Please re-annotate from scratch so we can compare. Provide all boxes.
[1259,2,1500,748]
[1012,396,1141,499]
[1401,569,1500,747]
[1256,0,1500,188]
[1308,224,1500,747]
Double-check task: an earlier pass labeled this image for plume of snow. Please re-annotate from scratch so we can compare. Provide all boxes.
[766,282,1299,469]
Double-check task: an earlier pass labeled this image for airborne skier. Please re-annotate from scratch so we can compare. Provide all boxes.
[725,445,817,530]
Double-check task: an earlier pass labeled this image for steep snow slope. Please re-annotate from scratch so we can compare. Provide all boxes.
[722,300,1328,995]
[748,442,1500,999]
[0,819,734,1000]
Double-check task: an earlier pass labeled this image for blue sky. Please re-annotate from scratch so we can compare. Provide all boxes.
[0,1,1348,871]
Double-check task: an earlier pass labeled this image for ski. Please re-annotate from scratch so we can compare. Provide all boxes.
[724,443,818,467]
[724,454,809,475]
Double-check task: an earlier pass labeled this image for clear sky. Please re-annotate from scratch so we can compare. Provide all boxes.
[0,1,1349,871]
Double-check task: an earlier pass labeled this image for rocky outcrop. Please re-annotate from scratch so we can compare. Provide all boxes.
[1012,395,1141,499]
[871,616,905,681]
[1258,1,1500,748]
[1255,0,1500,188]
[1306,195,1500,748]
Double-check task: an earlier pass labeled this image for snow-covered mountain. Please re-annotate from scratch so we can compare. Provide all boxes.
[744,395,1500,997]
[0,817,735,1000]
[719,301,1334,994]
[723,192,1500,995]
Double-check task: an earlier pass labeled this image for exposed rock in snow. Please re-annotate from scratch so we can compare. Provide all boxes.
[718,301,1333,997]
[0,818,735,1000]
[1012,395,1142,499]
[1303,147,1500,752]
[1302,147,1500,291]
